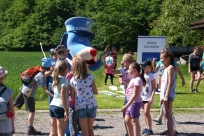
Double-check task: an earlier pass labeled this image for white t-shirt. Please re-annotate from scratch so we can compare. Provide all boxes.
[119,68,132,93]
[50,76,69,108]
[141,73,155,101]
[126,77,143,103]
[105,56,113,65]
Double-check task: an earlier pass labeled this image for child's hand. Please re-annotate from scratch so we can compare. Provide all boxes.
[64,111,69,121]
[164,96,168,103]
[121,105,128,112]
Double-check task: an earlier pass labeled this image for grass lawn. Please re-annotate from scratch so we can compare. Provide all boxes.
[1,51,204,110]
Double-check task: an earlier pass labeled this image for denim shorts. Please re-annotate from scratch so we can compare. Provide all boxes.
[168,97,174,102]
[77,106,97,118]
[49,105,65,119]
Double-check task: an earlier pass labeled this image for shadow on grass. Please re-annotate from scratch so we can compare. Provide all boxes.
[175,92,204,95]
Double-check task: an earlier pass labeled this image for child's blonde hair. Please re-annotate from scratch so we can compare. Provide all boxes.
[52,60,68,89]
[72,56,88,79]
[122,54,135,64]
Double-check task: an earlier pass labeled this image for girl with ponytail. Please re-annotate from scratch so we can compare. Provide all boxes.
[49,60,69,136]
[121,62,146,136]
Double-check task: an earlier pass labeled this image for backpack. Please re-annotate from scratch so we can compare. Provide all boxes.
[0,86,8,120]
[21,66,44,85]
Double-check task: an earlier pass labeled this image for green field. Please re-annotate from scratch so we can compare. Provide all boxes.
[1,51,204,110]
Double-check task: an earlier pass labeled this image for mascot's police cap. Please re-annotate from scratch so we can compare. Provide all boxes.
[65,17,93,32]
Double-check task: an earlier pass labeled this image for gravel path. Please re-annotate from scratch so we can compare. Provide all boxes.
[13,110,204,136]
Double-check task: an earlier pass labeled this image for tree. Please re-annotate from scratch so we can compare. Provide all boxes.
[150,0,204,46]
[0,0,73,50]
[72,0,163,52]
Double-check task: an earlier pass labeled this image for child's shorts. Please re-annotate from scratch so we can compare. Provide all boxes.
[77,106,97,118]
[49,105,65,119]
[126,102,142,118]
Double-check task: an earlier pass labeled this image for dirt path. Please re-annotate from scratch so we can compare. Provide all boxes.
[13,110,204,136]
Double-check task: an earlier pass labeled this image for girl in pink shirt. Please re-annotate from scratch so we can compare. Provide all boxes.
[121,62,146,136]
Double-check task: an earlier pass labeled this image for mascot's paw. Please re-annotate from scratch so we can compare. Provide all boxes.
[100,51,109,64]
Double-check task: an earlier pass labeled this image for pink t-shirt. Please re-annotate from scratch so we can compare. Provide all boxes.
[126,76,143,103]
[66,72,75,107]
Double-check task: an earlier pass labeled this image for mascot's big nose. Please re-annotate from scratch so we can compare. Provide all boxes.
[90,49,97,57]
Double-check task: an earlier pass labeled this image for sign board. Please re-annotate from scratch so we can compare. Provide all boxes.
[137,36,166,63]
[137,36,166,85]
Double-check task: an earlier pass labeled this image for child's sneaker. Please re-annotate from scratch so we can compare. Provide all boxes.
[194,88,199,93]
[145,129,153,135]
[27,127,41,135]
[153,117,162,124]
[141,128,148,134]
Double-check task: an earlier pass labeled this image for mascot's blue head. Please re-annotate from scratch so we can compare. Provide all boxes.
[60,17,98,65]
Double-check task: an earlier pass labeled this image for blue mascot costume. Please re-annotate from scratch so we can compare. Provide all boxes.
[56,17,108,136]
[59,17,107,71]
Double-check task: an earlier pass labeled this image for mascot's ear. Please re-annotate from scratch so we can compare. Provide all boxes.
[60,34,68,48]
[70,30,94,38]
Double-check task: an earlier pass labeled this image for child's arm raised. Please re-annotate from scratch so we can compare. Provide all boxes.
[92,79,98,95]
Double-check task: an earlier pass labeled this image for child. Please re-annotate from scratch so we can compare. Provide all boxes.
[70,56,98,136]
[140,61,156,135]
[188,46,201,93]
[118,61,125,84]
[49,60,69,136]
[121,62,146,136]
[160,50,176,136]
[104,63,114,85]
[106,53,134,136]
[0,66,15,136]
[14,58,54,135]
[65,71,80,136]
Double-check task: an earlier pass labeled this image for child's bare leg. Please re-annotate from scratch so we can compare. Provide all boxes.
[143,102,152,130]
[49,117,57,136]
[132,117,141,136]
[124,115,133,136]
[164,102,174,136]
[87,117,95,136]
[79,118,88,136]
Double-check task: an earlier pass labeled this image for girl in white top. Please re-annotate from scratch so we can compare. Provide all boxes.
[49,60,69,136]
[160,50,176,136]
[121,62,146,136]
[70,56,98,136]
[140,61,156,135]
